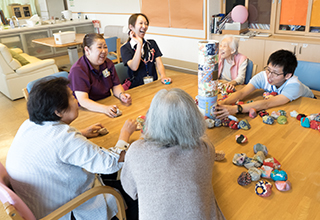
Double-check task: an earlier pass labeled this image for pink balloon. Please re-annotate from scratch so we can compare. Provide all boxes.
[231,5,248,24]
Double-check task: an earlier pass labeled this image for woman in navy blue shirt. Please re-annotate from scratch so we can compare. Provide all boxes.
[121,13,171,89]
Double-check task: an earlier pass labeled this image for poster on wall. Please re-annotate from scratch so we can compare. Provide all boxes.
[69,0,75,7]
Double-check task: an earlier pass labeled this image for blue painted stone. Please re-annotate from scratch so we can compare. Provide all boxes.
[271,170,288,181]
[301,117,310,128]
[314,115,320,122]
[238,119,251,130]
[214,118,222,127]
[278,110,286,116]
[262,115,274,125]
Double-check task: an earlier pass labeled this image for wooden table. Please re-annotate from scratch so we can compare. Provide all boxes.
[71,72,320,220]
[32,33,85,65]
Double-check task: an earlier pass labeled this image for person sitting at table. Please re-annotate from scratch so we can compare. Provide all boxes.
[69,33,131,118]
[214,49,314,119]
[6,77,137,220]
[120,88,226,220]
[120,13,171,89]
[218,35,248,91]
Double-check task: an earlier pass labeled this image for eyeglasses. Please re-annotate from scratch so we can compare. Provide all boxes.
[264,66,284,77]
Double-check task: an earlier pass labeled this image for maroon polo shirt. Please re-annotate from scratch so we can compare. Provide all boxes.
[68,55,120,101]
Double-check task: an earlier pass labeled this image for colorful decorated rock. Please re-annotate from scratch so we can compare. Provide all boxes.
[290,110,299,118]
[136,115,146,131]
[254,143,268,156]
[227,88,236,93]
[253,151,266,164]
[263,92,270,99]
[98,127,109,136]
[229,120,239,129]
[307,113,318,121]
[271,111,280,119]
[235,100,244,105]
[310,120,320,130]
[270,92,278,96]
[243,157,261,169]
[258,110,269,117]
[232,153,247,166]
[314,114,320,122]
[238,119,251,130]
[277,115,287,124]
[262,115,274,125]
[228,115,239,121]
[214,118,222,127]
[237,172,252,186]
[263,157,281,169]
[271,170,288,181]
[296,113,307,121]
[255,180,273,197]
[275,180,291,192]
[205,118,215,128]
[248,167,262,181]
[221,118,231,127]
[249,108,257,119]
[260,165,273,179]
[215,150,225,161]
[278,110,286,116]
[301,117,310,128]
[235,134,248,144]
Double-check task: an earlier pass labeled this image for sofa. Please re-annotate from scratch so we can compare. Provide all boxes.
[0,43,59,100]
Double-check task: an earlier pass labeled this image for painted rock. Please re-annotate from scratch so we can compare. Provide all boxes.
[221,118,231,127]
[263,157,281,169]
[232,153,247,166]
[271,170,288,181]
[271,111,280,119]
[301,117,310,128]
[296,113,306,121]
[238,172,252,186]
[258,110,269,117]
[277,115,287,124]
[249,108,257,119]
[314,114,320,122]
[228,115,239,121]
[243,157,261,169]
[227,88,236,93]
[229,120,239,129]
[215,150,225,161]
[205,118,215,129]
[270,92,278,96]
[254,143,268,156]
[238,119,251,130]
[214,118,222,127]
[263,92,270,99]
[235,100,244,105]
[278,110,286,116]
[255,180,273,197]
[262,115,274,125]
[260,165,273,179]
[253,151,266,164]
[248,167,262,181]
[235,134,248,144]
[136,115,146,131]
[310,120,320,130]
[290,110,299,118]
[307,113,318,121]
[275,180,291,192]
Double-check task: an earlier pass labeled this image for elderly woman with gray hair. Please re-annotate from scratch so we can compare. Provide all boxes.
[120,88,226,220]
[218,35,248,91]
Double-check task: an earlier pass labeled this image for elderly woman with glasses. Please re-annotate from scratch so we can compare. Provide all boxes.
[214,49,314,119]
[218,35,248,91]
[69,33,132,118]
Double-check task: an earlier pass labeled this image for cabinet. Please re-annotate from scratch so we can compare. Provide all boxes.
[8,5,32,19]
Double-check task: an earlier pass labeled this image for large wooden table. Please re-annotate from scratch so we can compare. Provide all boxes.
[71,71,320,220]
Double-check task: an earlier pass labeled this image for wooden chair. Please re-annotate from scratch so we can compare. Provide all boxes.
[0,162,127,220]
[105,36,121,64]
[244,59,258,84]
[22,71,69,101]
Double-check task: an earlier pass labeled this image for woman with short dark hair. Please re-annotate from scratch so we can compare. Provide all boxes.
[6,77,136,220]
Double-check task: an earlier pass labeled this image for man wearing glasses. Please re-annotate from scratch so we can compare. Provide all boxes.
[214,49,314,118]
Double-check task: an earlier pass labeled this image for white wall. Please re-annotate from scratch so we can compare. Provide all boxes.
[67,0,221,64]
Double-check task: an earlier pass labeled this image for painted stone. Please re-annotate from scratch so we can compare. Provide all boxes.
[255,180,273,197]
[263,157,281,169]
[314,114,320,122]
[232,153,247,166]
[271,170,288,181]
[205,118,215,129]
[275,180,291,192]
[254,143,268,156]
[253,151,266,164]
[248,167,262,181]
[249,108,257,119]
[262,115,274,125]
[229,120,239,129]
[228,115,239,122]
[271,111,280,119]
[221,118,231,127]
[238,172,252,186]
[290,110,299,118]
[260,165,273,179]
[296,114,306,121]
[214,118,222,127]
[310,120,320,130]
[238,119,251,130]
[301,117,310,128]
[243,157,261,169]
[215,150,225,161]
[235,134,248,144]
[277,110,286,116]
[258,110,269,117]
[277,115,287,124]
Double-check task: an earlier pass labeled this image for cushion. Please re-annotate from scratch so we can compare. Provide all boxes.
[9,49,30,66]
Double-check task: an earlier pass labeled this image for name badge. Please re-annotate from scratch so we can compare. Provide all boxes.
[102,68,110,78]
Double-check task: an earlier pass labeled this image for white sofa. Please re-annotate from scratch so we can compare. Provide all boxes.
[0,43,59,100]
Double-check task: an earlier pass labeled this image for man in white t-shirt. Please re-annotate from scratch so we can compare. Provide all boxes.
[214,49,314,118]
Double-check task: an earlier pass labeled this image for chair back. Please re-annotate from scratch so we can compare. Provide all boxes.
[22,71,69,101]
[0,162,36,220]
[244,59,257,84]
[295,60,320,91]
[105,37,121,64]
[115,62,129,84]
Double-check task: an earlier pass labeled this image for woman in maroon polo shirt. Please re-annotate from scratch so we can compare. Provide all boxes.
[69,33,131,118]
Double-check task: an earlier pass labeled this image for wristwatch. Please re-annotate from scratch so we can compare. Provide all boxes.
[237,105,243,114]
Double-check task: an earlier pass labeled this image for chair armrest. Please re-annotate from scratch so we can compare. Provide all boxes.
[10,48,23,54]
[15,59,56,74]
[39,186,126,220]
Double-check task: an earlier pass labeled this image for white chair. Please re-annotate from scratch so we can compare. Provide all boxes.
[0,43,59,100]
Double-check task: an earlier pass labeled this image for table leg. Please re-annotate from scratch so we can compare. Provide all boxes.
[68,46,79,65]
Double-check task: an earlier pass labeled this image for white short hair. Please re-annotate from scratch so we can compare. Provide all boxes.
[221,35,239,54]
[143,88,206,149]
